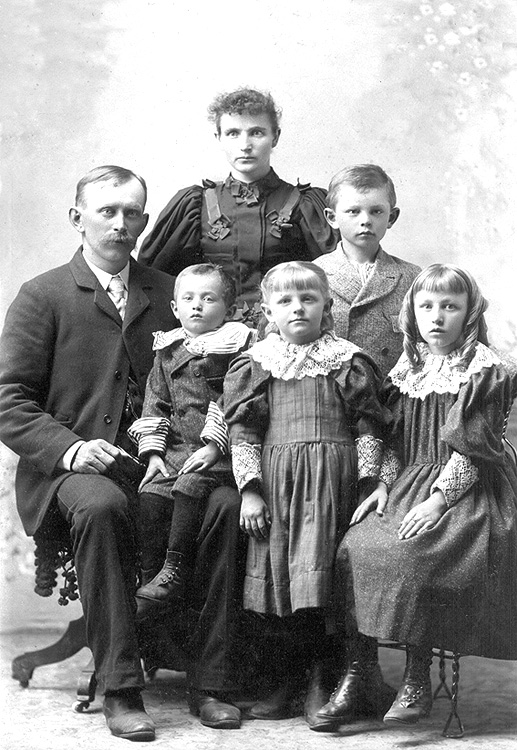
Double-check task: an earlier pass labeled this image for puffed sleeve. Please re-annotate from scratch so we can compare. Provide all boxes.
[377,379,404,488]
[379,378,405,443]
[335,353,392,481]
[335,353,391,437]
[296,186,338,258]
[441,364,513,467]
[223,353,270,446]
[223,353,271,492]
[138,186,204,275]
[431,366,514,507]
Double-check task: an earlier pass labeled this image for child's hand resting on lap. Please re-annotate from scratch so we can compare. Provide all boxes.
[139,453,170,492]
[398,490,447,539]
[350,481,388,525]
[179,441,222,475]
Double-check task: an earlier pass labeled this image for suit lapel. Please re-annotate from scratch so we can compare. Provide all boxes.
[326,248,362,304]
[123,259,151,329]
[351,248,402,308]
[68,249,155,327]
[68,248,122,325]
[167,344,199,375]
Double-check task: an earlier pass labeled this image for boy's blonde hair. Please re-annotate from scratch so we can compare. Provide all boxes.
[327,164,397,211]
[173,263,236,308]
[399,264,488,370]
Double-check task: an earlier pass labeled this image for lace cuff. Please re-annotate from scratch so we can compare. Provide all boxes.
[378,447,402,490]
[231,443,262,492]
[127,416,170,457]
[200,401,230,455]
[432,451,479,507]
[356,435,383,480]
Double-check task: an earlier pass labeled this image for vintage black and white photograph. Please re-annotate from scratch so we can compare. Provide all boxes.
[1,1,516,748]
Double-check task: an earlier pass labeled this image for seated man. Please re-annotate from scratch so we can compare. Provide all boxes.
[0,165,247,739]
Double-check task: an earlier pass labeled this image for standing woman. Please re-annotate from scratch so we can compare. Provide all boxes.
[138,88,337,325]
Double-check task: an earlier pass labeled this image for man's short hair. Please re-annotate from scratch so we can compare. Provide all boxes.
[75,165,147,207]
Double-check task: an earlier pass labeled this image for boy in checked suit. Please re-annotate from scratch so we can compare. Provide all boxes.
[314,164,420,376]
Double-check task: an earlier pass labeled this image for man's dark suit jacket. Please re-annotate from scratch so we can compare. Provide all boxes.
[0,249,174,536]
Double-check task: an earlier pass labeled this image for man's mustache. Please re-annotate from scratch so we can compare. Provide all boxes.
[107,232,132,243]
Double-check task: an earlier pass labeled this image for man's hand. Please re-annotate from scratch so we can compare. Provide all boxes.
[179,442,222,475]
[350,481,388,525]
[240,489,271,539]
[71,440,121,474]
[398,490,447,539]
[138,454,169,492]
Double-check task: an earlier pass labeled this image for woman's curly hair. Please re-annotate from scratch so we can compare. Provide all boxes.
[208,87,282,134]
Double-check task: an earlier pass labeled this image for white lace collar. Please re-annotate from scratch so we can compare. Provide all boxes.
[389,342,501,399]
[250,331,361,380]
[152,321,254,355]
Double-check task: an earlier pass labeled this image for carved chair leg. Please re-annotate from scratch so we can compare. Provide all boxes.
[433,649,452,700]
[442,653,464,738]
[12,616,87,687]
[73,655,97,712]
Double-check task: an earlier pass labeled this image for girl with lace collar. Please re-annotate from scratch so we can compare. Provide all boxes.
[319,265,517,731]
[223,261,389,729]
[128,264,255,621]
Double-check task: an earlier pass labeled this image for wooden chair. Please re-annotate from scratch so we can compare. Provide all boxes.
[10,502,190,711]
[11,612,190,712]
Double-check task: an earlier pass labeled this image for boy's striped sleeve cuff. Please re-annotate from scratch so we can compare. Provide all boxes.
[200,401,230,455]
[127,416,170,457]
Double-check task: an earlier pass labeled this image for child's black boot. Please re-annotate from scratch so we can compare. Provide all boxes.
[315,633,396,729]
[135,550,188,621]
[383,644,433,725]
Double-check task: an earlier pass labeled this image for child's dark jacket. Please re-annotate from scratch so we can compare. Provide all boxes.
[132,323,255,499]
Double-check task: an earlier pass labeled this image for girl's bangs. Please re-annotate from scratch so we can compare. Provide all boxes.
[268,267,324,294]
[418,267,469,296]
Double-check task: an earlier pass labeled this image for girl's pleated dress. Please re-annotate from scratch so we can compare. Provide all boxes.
[224,331,388,618]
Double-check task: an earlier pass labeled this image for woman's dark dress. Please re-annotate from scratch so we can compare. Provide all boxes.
[138,170,337,319]
[337,343,517,659]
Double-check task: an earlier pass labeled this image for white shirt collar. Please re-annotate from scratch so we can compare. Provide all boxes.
[82,251,130,290]
[339,241,379,267]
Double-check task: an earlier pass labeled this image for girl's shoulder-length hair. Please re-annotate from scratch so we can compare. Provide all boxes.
[399,263,488,369]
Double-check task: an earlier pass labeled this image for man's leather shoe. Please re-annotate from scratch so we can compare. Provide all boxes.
[248,681,299,720]
[103,690,156,741]
[189,690,241,729]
